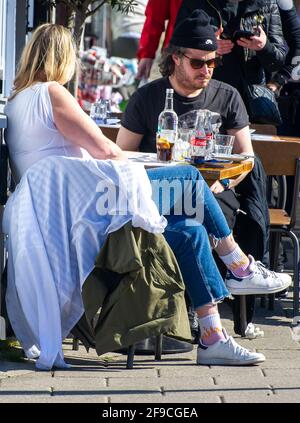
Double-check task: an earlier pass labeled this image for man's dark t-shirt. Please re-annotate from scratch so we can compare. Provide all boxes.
[121,77,249,152]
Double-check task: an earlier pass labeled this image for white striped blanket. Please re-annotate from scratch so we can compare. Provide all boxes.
[3,156,167,370]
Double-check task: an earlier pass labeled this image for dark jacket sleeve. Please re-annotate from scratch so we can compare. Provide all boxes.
[256,2,287,72]
[272,5,300,85]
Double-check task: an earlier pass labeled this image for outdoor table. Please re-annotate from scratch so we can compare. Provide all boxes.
[251,133,300,143]
[197,161,253,185]
[126,151,253,184]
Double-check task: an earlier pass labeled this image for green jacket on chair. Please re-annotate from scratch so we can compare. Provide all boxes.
[82,221,192,355]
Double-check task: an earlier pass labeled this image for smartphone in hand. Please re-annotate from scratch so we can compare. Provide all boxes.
[232,28,260,42]
[232,30,255,42]
[220,32,232,40]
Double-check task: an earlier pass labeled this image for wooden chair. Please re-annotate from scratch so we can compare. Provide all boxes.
[250,123,277,136]
[72,317,163,369]
[238,140,300,335]
[253,140,300,315]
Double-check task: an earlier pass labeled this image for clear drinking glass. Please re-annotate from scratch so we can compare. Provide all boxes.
[176,128,193,161]
[214,134,235,155]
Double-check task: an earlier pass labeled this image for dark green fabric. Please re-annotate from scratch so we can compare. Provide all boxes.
[82,222,191,355]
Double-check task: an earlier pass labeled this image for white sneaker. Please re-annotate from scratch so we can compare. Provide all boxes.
[225,255,292,295]
[197,329,265,366]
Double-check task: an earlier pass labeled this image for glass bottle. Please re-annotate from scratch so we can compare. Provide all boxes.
[190,110,207,164]
[156,88,178,161]
[105,99,112,119]
[203,110,214,155]
[90,100,97,120]
[157,88,178,146]
[90,98,107,125]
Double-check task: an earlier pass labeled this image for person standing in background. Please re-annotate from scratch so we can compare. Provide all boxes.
[267,0,300,93]
[136,0,182,79]
[175,0,286,103]
[111,0,147,59]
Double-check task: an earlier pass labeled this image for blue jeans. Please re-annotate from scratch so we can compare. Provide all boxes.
[147,165,231,309]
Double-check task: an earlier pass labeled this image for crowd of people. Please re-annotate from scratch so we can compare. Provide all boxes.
[2,1,300,370]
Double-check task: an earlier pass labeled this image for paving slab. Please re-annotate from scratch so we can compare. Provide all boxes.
[0,373,54,388]
[109,392,221,403]
[258,359,300,369]
[263,377,300,389]
[109,394,163,403]
[160,392,221,403]
[54,368,158,379]
[197,366,264,377]
[213,376,269,389]
[0,361,36,380]
[0,395,52,403]
[106,376,215,391]
[221,390,274,403]
[0,296,299,403]
[269,390,300,402]
[0,395,108,403]
[258,349,300,358]
[262,368,300,378]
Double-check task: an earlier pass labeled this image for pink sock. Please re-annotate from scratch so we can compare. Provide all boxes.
[198,313,226,346]
[219,246,252,278]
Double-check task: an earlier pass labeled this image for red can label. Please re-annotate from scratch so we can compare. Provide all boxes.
[191,136,207,147]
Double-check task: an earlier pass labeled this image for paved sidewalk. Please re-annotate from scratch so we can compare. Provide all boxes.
[0,297,300,403]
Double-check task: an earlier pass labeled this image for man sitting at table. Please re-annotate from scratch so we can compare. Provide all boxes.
[117,9,270,338]
[117,9,253,193]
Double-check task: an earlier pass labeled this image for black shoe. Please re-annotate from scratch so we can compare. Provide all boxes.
[114,335,193,355]
[275,288,289,298]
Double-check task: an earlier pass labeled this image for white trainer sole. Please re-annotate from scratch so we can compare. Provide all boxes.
[226,278,291,296]
[196,356,266,366]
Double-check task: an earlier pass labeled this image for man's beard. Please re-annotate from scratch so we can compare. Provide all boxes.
[174,66,211,91]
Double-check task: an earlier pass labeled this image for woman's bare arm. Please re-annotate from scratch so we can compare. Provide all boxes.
[48,82,127,160]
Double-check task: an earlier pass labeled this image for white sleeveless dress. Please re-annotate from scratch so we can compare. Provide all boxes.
[4,82,91,183]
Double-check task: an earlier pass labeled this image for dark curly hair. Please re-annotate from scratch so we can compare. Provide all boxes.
[158,44,187,77]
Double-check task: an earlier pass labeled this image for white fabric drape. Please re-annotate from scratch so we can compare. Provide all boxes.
[3,156,167,370]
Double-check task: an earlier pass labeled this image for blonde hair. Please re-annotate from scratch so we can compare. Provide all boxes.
[10,24,77,99]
